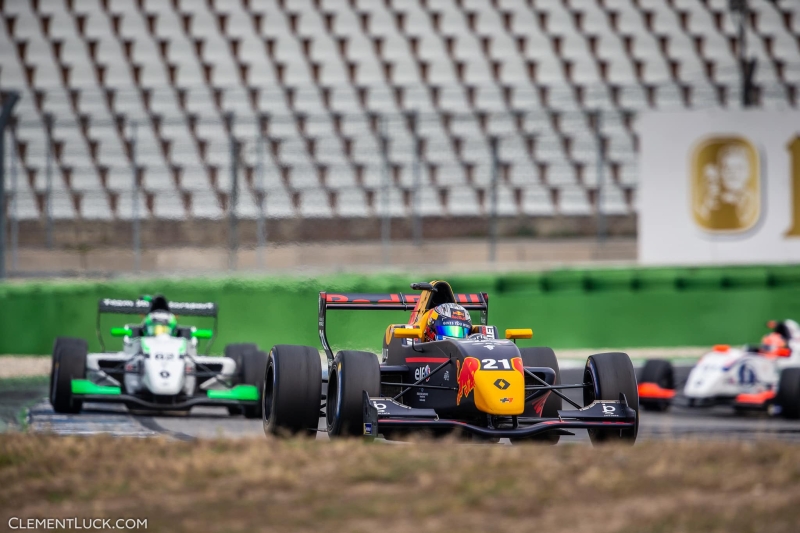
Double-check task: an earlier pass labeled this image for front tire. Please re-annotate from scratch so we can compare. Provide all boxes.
[777,368,800,420]
[262,345,321,436]
[225,343,259,416]
[639,359,674,412]
[326,350,380,437]
[583,352,639,445]
[516,347,562,444]
[242,350,268,419]
[50,337,88,414]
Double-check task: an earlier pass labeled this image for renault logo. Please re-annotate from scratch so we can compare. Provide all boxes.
[494,378,510,390]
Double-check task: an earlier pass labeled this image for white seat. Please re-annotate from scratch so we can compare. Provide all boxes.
[336,187,369,217]
[81,191,113,220]
[522,185,554,216]
[447,187,479,216]
[190,190,223,219]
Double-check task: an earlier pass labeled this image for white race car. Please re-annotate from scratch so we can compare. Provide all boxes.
[50,295,267,417]
[638,320,800,418]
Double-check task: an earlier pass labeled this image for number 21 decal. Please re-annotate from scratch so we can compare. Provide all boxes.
[481,358,511,370]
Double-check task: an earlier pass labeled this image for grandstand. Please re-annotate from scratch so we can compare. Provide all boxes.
[1,0,799,230]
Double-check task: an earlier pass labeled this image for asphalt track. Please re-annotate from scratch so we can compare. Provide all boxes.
[26,365,800,443]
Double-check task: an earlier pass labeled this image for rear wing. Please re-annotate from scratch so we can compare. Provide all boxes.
[98,298,218,317]
[318,291,488,361]
[96,298,218,352]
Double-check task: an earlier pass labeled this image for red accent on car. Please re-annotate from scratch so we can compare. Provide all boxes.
[529,393,549,417]
[637,382,676,399]
[405,357,449,363]
[735,390,776,405]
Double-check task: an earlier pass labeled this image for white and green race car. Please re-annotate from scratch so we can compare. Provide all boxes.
[49,295,267,417]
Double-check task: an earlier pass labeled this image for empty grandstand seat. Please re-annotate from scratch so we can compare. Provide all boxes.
[0,0,795,231]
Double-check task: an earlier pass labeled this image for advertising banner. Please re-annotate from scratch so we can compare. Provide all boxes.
[639,111,800,264]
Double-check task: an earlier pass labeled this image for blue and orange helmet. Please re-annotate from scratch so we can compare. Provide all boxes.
[422,304,472,341]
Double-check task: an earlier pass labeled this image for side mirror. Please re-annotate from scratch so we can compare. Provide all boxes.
[192,328,213,339]
[505,328,533,340]
[110,327,132,337]
[394,327,423,340]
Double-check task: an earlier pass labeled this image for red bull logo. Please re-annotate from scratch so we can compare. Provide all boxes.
[456,357,481,405]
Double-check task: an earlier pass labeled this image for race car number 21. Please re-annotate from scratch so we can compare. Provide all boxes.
[481,358,511,370]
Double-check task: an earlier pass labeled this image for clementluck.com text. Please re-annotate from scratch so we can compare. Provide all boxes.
[8,518,147,530]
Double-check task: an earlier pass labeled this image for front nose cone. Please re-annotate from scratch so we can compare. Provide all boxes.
[473,370,525,415]
[146,359,184,395]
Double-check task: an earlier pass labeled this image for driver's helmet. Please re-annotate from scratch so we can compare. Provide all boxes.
[143,311,177,337]
[423,304,472,342]
[760,332,787,356]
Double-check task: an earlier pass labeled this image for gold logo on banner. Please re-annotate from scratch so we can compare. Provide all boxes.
[690,136,760,233]
[786,136,800,236]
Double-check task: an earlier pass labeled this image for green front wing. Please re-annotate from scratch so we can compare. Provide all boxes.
[70,380,259,402]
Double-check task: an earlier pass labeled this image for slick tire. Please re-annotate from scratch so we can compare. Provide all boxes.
[583,352,639,445]
[639,359,674,413]
[50,337,88,414]
[242,349,269,419]
[224,343,259,416]
[224,343,259,383]
[327,350,381,437]
[262,345,321,436]
[777,368,800,420]
[515,347,562,445]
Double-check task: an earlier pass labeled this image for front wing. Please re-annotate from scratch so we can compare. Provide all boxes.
[70,379,259,410]
[362,392,637,439]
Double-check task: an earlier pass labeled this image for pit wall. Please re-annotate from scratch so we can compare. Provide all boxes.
[2,265,799,356]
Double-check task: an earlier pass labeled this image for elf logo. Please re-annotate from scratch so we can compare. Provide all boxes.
[414,365,431,381]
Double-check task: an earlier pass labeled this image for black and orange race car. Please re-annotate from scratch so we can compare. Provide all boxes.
[261,281,639,445]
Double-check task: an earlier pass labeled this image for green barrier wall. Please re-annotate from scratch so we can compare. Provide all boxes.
[2,265,800,356]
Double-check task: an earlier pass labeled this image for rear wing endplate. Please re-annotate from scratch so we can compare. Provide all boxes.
[317,291,488,361]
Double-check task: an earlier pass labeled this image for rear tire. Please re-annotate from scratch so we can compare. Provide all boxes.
[515,347,562,444]
[262,345,321,436]
[242,350,268,419]
[583,352,639,445]
[326,350,380,437]
[639,359,674,412]
[777,368,800,420]
[50,337,88,414]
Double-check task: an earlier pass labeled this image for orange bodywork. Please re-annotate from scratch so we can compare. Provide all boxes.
[735,390,776,405]
[638,382,676,400]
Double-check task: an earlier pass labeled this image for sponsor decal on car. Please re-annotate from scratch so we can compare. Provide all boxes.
[414,365,432,382]
[499,397,513,403]
[494,378,510,390]
[456,357,480,405]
